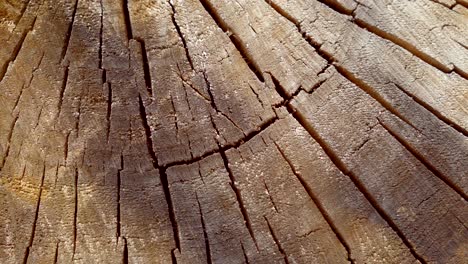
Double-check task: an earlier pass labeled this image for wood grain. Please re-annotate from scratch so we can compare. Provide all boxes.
[0,0,466,263]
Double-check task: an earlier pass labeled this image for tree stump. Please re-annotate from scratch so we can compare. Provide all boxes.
[0,0,467,263]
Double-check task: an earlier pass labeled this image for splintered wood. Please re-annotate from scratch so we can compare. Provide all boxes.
[0,0,467,263]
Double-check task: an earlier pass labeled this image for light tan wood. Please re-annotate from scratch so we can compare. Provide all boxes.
[0,0,467,263]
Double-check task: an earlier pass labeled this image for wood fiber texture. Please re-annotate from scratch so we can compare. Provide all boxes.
[0,0,467,263]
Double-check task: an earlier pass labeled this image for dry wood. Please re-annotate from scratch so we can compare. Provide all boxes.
[0,0,467,263]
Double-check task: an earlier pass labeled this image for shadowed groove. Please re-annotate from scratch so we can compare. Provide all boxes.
[274,142,354,263]
[138,95,181,250]
[379,119,468,201]
[198,0,265,82]
[269,72,428,263]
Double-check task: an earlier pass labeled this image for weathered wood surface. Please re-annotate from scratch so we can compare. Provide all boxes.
[0,0,467,263]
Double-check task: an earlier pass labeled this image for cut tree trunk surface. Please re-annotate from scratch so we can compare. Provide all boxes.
[0,0,467,263]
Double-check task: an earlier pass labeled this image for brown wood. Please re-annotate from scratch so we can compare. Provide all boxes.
[0,0,467,263]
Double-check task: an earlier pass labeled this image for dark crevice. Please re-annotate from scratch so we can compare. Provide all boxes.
[265,0,424,134]
[248,83,265,108]
[22,163,46,264]
[198,0,265,82]
[102,69,107,83]
[57,66,69,120]
[116,154,124,238]
[106,82,112,142]
[209,111,229,150]
[288,107,427,263]
[122,0,133,39]
[274,142,354,263]
[176,71,210,102]
[13,84,25,113]
[168,1,194,70]
[0,16,37,83]
[269,69,427,263]
[122,237,129,264]
[353,18,466,79]
[203,72,245,135]
[451,66,468,81]
[268,72,316,108]
[333,64,421,133]
[33,104,44,130]
[316,0,466,79]
[353,137,371,154]
[64,132,70,164]
[53,242,59,264]
[0,115,19,172]
[163,115,278,168]
[456,0,468,8]
[72,168,78,259]
[203,71,218,112]
[392,83,468,137]
[138,95,181,250]
[14,0,31,25]
[269,73,289,100]
[14,52,44,113]
[177,78,195,159]
[240,241,250,264]
[171,249,178,264]
[428,0,457,9]
[60,0,78,63]
[98,0,104,69]
[262,179,279,213]
[452,212,468,231]
[219,150,259,251]
[22,247,30,264]
[20,164,27,181]
[415,188,441,209]
[264,217,290,264]
[135,39,153,96]
[53,163,60,188]
[74,94,83,138]
[378,119,467,201]
[195,192,212,264]
[169,94,179,138]
[264,0,300,25]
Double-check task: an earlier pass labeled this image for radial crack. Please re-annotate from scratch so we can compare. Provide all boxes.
[122,0,133,39]
[163,114,278,168]
[198,0,265,82]
[195,192,212,264]
[138,95,181,250]
[53,242,59,264]
[0,115,19,172]
[240,241,250,264]
[106,82,112,142]
[0,16,37,83]
[392,83,468,137]
[203,71,245,135]
[268,64,427,263]
[56,66,69,120]
[264,216,290,264]
[61,0,78,63]
[274,142,354,263]
[168,0,194,70]
[122,237,129,264]
[136,39,153,96]
[116,154,124,238]
[315,0,467,79]
[262,179,279,213]
[22,163,46,264]
[378,119,467,201]
[219,150,259,251]
[98,0,104,69]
